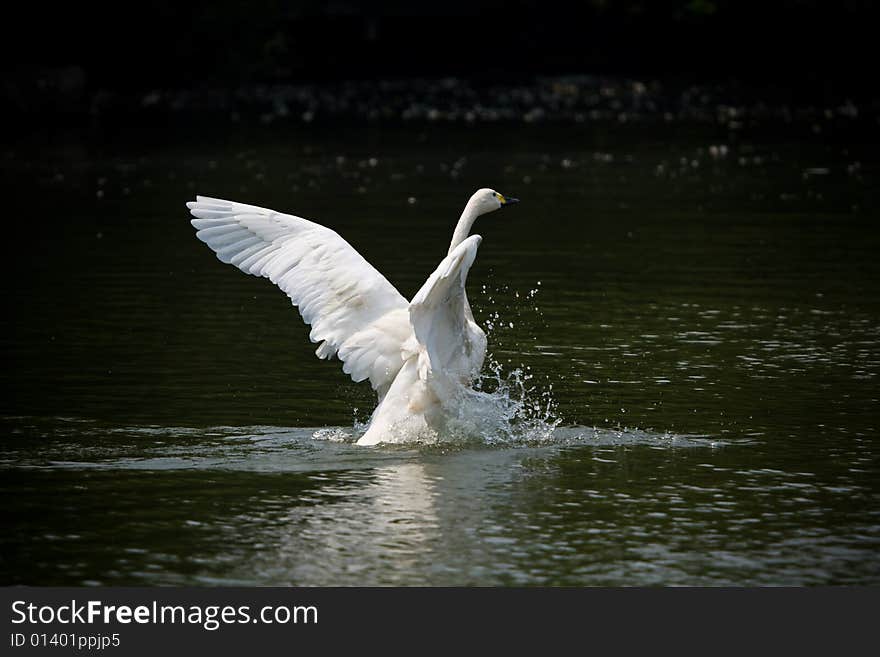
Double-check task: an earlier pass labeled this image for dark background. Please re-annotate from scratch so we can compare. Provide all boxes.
[2,0,877,125]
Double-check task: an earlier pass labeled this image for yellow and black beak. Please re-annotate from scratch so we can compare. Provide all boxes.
[498,193,520,206]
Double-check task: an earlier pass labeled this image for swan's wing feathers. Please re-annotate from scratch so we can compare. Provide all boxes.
[337,307,412,399]
[409,235,483,378]
[188,196,409,393]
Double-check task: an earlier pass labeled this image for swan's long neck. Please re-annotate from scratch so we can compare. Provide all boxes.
[448,201,481,322]
[448,203,480,255]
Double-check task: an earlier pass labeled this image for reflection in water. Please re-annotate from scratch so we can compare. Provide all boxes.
[256,463,442,585]
[1,423,878,585]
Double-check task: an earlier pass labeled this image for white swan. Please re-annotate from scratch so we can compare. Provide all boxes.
[187,188,519,445]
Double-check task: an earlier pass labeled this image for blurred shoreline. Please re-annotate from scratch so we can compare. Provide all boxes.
[3,73,878,137]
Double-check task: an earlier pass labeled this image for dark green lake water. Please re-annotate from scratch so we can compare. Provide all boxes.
[2,117,878,585]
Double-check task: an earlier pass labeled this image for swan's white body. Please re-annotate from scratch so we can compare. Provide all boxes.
[187,188,517,445]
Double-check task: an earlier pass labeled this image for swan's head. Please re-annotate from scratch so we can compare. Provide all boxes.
[469,188,520,216]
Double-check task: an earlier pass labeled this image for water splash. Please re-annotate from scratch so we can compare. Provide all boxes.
[311,427,352,443]
[322,363,559,447]
[435,280,559,446]
[438,360,560,446]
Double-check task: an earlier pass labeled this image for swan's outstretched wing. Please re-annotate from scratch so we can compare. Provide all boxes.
[408,235,486,379]
[187,195,410,394]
